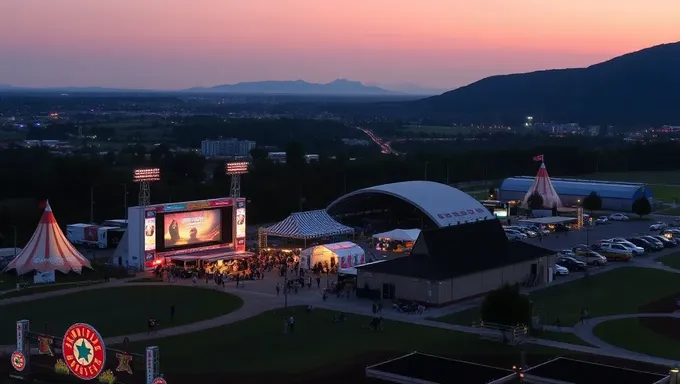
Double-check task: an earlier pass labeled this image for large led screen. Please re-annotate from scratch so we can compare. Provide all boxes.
[163,209,221,248]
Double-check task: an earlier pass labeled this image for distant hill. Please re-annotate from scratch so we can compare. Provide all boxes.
[374,83,448,95]
[409,42,680,125]
[183,79,396,95]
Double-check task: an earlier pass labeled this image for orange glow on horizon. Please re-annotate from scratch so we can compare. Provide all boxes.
[0,0,677,89]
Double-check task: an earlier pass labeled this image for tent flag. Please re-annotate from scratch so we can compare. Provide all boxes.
[522,162,562,208]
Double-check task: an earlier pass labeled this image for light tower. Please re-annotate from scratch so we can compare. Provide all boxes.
[133,168,160,206]
[226,161,249,198]
[525,116,534,128]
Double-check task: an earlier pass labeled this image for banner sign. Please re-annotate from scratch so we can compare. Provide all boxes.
[158,198,233,213]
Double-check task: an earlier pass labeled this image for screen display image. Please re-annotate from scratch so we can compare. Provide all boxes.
[163,209,222,248]
[236,208,246,238]
[144,216,156,251]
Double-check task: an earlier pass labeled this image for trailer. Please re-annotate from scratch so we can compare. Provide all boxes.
[97,227,125,249]
[103,219,128,228]
[66,223,100,245]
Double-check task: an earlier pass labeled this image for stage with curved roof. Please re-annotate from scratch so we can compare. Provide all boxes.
[326,181,495,228]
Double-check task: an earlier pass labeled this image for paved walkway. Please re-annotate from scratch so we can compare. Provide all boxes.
[3,272,680,368]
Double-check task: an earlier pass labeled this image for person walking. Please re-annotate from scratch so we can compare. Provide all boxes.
[288,316,295,333]
[276,283,280,297]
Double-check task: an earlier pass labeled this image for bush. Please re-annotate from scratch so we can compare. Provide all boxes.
[527,191,544,210]
[480,284,532,326]
[632,197,652,218]
[582,191,602,214]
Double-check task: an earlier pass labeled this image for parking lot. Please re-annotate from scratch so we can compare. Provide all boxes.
[523,220,662,251]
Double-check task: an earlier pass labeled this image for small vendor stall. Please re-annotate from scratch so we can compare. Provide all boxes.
[300,241,365,271]
[372,228,421,252]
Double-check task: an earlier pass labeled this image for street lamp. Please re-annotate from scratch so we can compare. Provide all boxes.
[121,183,128,219]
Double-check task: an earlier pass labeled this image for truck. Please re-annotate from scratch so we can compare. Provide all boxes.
[66,224,100,246]
[103,219,128,229]
[97,227,125,249]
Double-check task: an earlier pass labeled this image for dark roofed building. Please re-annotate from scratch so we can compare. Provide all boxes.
[357,219,556,306]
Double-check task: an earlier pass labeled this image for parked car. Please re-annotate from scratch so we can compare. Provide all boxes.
[572,244,591,254]
[505,229,527,240]
[627,237,660,252]
[609,213,630,221]
[602,238,645,255]
[552,224,570,232]
[595,216,609,225]
[556,256,588,271]
[573,251,607,266]
[521,224,550,236]
[650,222,668,231]
[661,229,680,239]
[558,249,578,258]
[639,235,666,249]
[554,264,570,276]
[653,235,677,247]
[598,243,633,261]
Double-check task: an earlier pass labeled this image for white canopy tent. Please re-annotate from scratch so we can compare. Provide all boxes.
[300,241,365,270]
[338,259,387,276]
[372,228,421,242]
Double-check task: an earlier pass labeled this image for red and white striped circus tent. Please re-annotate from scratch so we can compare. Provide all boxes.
[3,202,93,275]
[522,162,563,208]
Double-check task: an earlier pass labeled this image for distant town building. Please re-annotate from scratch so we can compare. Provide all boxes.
[267,152,319,164]
[201,139,256,158]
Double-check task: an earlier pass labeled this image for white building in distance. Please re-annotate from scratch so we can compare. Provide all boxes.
[201,139,256,158]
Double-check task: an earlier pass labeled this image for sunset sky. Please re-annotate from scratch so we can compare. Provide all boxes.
[0,0,677,90]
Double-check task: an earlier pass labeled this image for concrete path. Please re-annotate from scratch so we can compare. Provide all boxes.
[571,312,680,352]
[3,273,680,369]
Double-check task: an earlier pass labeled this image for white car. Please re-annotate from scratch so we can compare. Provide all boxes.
[505,229,527,240]
[595,216,609,225]
[554,264,569,276]
[557,249,577,258]
[609,213,630,221]
[602,238,645,255]
[650,222,668,231]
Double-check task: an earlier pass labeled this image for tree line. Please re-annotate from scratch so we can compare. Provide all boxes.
[0,141,679,246]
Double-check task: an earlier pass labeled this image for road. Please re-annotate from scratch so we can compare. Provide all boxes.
[356,127,401,155]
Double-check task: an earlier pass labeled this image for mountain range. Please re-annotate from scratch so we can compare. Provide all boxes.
[183,79,399,95]
[0,79,435,96]
[408,41,680,125]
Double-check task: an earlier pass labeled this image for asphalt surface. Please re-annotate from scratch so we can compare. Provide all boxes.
[523,220,666,251]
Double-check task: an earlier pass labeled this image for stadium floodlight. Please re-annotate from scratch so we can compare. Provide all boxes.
[133,168,160,206]
[226,162,249,175]
[133,168,161,183]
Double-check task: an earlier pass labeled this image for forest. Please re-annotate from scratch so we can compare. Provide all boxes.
[1,140,679,247]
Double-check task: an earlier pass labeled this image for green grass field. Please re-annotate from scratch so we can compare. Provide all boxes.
[124,306,564,374]
[401,125,471,135]
[656,251,680,270]
[594,318,680,360]
[436,267,680,326]
[0,286,243,344]
[0,281,104,299]
[0,263,132,291]
[532,329,593,346]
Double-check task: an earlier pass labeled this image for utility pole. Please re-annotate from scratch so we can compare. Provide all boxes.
[284,275,288,309]
[423,162,428,181]
[12,225,17,256]
[121,183,128,219]
[446,162,450,185]
[90,186,95,224]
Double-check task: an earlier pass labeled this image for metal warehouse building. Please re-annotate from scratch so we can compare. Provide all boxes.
[499,177,653,212]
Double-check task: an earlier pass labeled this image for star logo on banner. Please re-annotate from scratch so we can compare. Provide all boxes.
[74,339,92,365]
